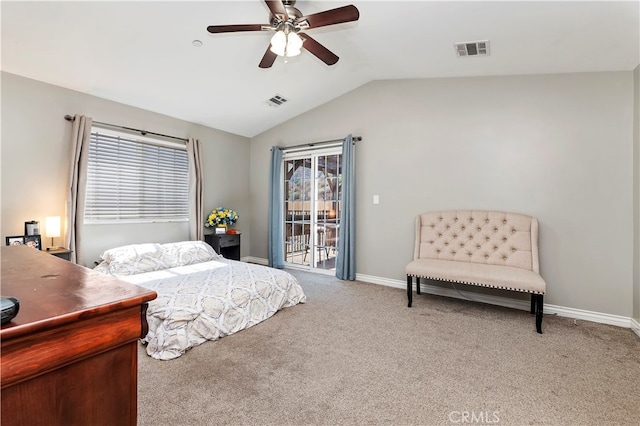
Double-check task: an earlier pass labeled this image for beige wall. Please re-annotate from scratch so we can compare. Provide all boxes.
[3,70,636,319]
[634,64,640,325]
[1,72,251,267]
[250,72,635,317]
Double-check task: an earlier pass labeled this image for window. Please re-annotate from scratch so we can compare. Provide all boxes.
[84,128,188,223]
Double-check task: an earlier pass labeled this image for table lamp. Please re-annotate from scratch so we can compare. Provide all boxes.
[45,216,61,250]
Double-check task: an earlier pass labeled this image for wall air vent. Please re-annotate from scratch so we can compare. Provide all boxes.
[266,94,289,107]
[454,40,490,57]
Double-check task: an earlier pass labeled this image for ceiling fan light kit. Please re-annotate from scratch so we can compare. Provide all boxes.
[206,0,359,68]
[269,24,303,57]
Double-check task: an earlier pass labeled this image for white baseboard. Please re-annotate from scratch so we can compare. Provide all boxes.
[244,263,636,332]
[544,304,633,329]
[242,256,268,265]
[632,318,640,338]
[355,273,636,331]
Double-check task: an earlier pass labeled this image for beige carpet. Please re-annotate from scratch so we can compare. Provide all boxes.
[137,269,640,426]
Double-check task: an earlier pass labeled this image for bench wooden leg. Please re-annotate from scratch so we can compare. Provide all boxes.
[530,294,535,314]
[533,294,544,334]
[407,275,413,307]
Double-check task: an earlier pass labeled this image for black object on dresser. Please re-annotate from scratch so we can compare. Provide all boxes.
[205,234,241,261]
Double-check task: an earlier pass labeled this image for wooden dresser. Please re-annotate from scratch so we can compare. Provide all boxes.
[0,245,157,426]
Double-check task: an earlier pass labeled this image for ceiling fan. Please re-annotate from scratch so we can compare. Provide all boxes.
[206,0,359,68]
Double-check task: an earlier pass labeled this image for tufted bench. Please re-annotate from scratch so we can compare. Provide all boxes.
[405,210,546,333]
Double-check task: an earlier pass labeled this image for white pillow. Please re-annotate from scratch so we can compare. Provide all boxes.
[100,243,168,276]
[161,240,221,268]
[101,243,161,263]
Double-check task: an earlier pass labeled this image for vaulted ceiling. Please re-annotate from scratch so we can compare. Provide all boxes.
[2,1,638,137]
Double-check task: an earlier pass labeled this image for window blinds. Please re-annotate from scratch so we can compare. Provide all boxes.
[85,131,189,222]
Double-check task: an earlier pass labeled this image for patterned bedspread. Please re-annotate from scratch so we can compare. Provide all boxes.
[116,259,306,360]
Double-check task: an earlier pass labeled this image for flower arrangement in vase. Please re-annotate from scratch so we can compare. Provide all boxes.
[205,207,239,231]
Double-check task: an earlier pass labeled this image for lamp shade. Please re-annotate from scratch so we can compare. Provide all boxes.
[287,32,303,56]
[270,30,302,57]
[270,31,287,56]
[45,216,61,238]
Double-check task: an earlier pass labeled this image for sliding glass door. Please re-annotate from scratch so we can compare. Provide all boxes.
[283,148,342,271]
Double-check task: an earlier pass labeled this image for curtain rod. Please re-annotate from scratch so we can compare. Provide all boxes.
[64,115,188,142]
[282,135,362,152]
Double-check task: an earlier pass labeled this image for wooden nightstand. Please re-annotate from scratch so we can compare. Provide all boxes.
[46,248,72,261]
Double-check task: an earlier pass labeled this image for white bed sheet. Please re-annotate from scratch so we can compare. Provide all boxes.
[118,259,306,360]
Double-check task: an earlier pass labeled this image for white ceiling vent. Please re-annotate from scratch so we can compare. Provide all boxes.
[454,40,490,57]
[266,94,289,108]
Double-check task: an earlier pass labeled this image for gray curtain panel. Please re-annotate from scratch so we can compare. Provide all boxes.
[187,138,204,241]
[336,134,356,280]
[66,114,93,264]
[268,146,285,268]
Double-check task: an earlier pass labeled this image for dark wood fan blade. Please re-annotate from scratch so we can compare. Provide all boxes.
[264,0,288,20]
[207,24,267,33]
[301,34,339,66]
[296,5,359,29]
[259,46,278,68]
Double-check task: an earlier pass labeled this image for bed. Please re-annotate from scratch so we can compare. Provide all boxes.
[94,240,306,360]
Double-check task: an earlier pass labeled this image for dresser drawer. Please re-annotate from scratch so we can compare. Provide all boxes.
[219,235,240,247]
